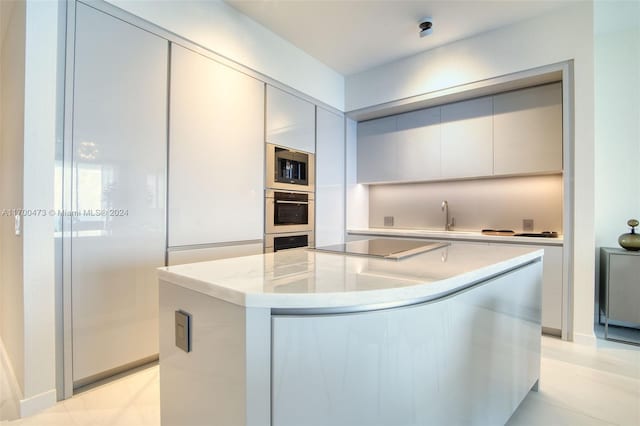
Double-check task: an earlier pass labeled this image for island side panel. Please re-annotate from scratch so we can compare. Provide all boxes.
[271,261,542,426]
[159,280,270,426]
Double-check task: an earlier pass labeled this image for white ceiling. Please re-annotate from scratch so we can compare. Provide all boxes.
[225,0,573,76]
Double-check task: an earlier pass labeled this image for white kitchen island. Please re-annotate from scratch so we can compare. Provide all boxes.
[157,242,543,426]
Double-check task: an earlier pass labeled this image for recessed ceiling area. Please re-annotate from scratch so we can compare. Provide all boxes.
[225,0,572,76]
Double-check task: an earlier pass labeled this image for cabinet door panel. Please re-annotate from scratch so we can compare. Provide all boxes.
[72,3,167,383]
[272,262,541,426]
[491,243,563,332]
[357,116,397,183]
[316,108,345,246]
[539,245,563,331]
[608,254,640,324]
[169,45,264,247]
[396,107,441,180]
[494,83,562,175]
[441,97,493,178]
[167,243,263,266]
[266,85,316,153]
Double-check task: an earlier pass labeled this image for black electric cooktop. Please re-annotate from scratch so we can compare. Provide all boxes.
[312,238,449,260]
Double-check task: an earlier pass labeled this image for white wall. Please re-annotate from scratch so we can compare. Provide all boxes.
[20,0,58,410]
[369,175,563,233]
[0,0,26,398]
[346,3,595,341]
[0,0,58,416]
[594,2,640,248]
[105,0,344,111]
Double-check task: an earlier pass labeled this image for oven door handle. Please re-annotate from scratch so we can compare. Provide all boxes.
[274,200,309,205]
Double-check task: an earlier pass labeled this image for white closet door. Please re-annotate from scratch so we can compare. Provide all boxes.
[168,44,264,247]
[71,3,167,384]
[316,108,345,246]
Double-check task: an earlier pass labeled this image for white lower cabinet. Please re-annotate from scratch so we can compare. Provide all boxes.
[491,243,563,333]
[271,261,541,426]
[347,234,563,334]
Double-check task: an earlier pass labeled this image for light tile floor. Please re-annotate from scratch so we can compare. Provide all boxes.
[1,336,639,426]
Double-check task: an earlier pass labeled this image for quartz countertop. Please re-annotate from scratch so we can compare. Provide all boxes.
[349,227,564,246]
[158,242,543,310]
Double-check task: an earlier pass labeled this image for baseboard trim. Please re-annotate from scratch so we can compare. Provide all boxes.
[19,389,57,418]
[573,332,597,346]
[0,337,22,421]
[542,326,562,337]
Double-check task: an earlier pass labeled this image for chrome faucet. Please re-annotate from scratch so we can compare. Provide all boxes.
[441,200,455,231]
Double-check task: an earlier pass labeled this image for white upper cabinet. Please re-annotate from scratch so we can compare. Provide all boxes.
[441,97,494,179]
[266,85,316,153]
[396,107,441,181]
[169,45,264,247]
[316,108,345,246]
[357,116,397,183]
[493,83,563,175]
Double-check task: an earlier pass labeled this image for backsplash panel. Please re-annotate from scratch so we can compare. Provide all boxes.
[369,175,563,233]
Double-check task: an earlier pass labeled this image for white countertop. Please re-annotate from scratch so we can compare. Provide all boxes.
[349,227,564,246]
[158,242,543,310]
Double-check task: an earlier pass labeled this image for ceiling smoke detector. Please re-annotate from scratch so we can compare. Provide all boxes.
[419,18,433,37]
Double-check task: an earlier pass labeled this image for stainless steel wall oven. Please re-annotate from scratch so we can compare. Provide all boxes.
[264,231,315,253]
[265,144,315,252]
[265,189,314,234]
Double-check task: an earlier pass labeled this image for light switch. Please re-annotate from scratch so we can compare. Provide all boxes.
[175,310,191,353]
[15,214,21,236]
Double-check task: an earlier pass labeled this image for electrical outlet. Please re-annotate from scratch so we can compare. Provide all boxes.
[175,310,191,353]
[523,219,534,232]
[384,216,394,227]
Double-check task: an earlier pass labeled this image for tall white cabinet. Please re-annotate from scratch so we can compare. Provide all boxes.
[168,45,265,247]
[71,3,168,385]
[316,108,345,246]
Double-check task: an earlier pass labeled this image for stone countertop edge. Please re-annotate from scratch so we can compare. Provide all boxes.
[348,228,564,245]
[157,248,543,310]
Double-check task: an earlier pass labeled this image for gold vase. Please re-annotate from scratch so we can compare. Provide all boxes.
[618,219,640,251]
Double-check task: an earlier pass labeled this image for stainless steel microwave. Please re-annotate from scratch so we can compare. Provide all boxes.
[266,143,315,192]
